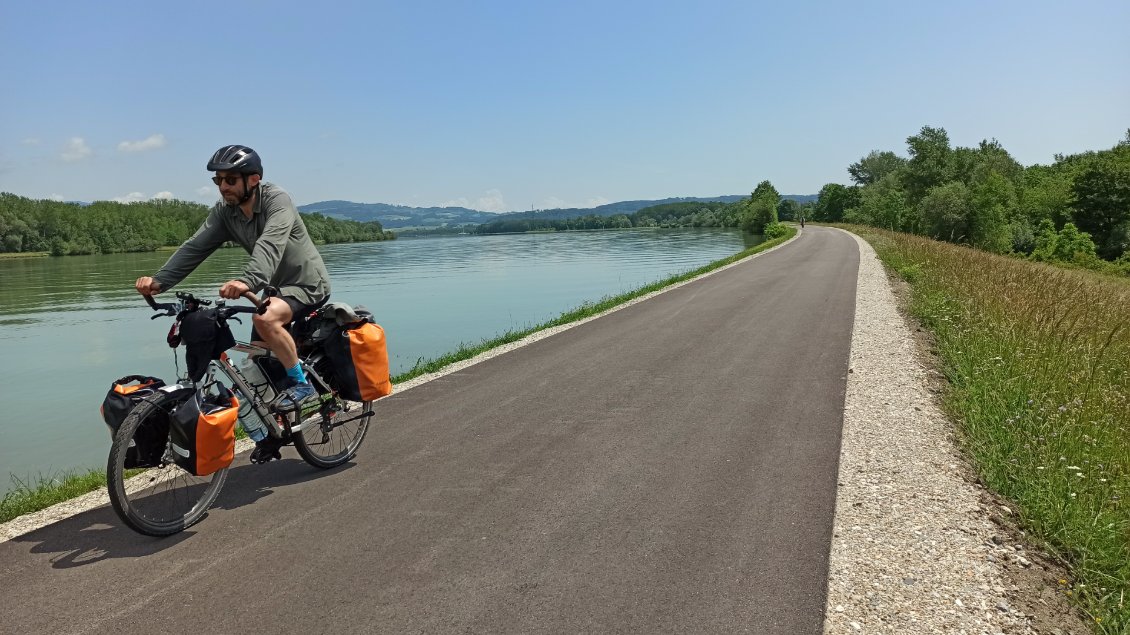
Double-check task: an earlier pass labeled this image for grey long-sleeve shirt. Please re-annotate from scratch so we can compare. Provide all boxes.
[153,182,331,304]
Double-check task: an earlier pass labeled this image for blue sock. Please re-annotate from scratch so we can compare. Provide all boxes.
[286,363,307,385]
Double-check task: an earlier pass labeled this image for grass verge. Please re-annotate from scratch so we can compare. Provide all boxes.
[0,471,108,524]
[2,227,795,526]
[849,225,1129,633]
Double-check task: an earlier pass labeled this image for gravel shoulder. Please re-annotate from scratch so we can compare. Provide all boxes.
[825,231,1090,634]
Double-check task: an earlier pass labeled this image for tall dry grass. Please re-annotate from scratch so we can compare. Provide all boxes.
[855,226,1130,632]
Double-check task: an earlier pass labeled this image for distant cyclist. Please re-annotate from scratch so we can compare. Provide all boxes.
[134,145,331,463]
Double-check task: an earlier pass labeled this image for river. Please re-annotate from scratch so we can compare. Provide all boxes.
[0,228,759,492]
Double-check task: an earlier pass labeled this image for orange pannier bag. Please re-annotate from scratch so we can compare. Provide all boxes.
[324,321,393,402]
[169,384,239,476]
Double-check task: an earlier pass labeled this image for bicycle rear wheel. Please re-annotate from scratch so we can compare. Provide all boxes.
[290,398,372,469]
[107,389,228,536]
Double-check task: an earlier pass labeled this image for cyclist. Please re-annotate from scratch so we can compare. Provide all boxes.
[134,144,330,463]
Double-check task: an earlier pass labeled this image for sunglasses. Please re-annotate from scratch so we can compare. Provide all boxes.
[212,175,243,186]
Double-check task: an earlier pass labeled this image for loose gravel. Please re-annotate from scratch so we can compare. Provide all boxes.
[824,232,1050,634]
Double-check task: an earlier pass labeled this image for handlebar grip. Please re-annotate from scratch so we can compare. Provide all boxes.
[241,291,270,315]
[143,294,159,310]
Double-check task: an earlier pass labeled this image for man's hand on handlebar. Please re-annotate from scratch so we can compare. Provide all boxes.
[219,279,251,300]
[135,277,162,295]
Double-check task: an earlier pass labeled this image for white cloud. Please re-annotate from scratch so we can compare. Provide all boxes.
[539,197,567,210]
[113,192,148,203]
[110,191,175,203]
[118,134,167,153]
[48,193,65,201]
[61,137,92,162]
[441,190,509,212]
[195,186,214,197]
[474,189,508,212]
[534,196,610,210]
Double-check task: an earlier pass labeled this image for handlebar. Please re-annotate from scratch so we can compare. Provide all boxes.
[142,289,272,319]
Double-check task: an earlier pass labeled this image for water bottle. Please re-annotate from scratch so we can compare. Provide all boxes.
[236,357,275,442]
[239,355,277,402]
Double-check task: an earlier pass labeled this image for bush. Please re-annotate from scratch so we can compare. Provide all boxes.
[763,222,789,240]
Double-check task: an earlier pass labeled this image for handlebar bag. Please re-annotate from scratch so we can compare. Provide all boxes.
[101,375,170,468]
[178,308,236,382]
[323,320,393,402]
[169,384,239,476]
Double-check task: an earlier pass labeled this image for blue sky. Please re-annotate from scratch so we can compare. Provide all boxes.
[1,1,1127,212]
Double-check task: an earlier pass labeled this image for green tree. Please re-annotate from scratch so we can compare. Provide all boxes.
[741,180,780,233]
[848,150,907,186]
[777,198,800,222]
[969,171,1017,253]
[918,181,971,242]
[1071,159,1130,260]
[813,183,860,222]
[902,126,954,204]
[846,173,910,231]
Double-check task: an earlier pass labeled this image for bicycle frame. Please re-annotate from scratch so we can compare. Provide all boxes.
[160,340,342,439]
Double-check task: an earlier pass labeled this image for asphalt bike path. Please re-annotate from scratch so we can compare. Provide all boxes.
[0,226,860,634]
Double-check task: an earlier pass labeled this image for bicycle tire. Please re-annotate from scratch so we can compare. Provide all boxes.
[290,398,372,469]
[107,389,228,536]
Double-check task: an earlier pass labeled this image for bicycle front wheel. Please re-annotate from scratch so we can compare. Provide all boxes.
[107,389,228,536]
[291,398,372,469]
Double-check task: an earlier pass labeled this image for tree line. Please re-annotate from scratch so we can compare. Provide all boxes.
[474,187,794,237]
[0,193,394,256]
[811,126,1130,274]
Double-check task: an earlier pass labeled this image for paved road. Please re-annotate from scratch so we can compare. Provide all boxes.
[0,227,860,634]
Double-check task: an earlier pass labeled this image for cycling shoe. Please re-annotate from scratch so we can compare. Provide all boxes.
[272,381,316,413]
[249,436,284,464]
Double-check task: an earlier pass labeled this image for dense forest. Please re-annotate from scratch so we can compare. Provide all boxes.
[473,186,799,235]
[811,126,1130,274]
[0,194,394,256]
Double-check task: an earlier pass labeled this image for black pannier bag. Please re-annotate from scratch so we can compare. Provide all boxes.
[169,384,239,476]
[291,308,340,357]
[322,319,392,402]
[177,308,236,382]
[100,375,169,468]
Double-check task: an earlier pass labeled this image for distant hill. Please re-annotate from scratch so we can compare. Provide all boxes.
[299,194,817,229]
[297,200,497,229]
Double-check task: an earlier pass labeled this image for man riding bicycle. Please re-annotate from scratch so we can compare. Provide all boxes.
[134,144,330,463]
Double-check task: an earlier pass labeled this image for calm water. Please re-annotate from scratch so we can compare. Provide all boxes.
[0,229,757,491]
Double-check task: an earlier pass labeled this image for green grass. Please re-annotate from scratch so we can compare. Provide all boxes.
[0,470,109,523]
[0,251,49,259]
[849,225,1129,633]
[1,228,795,526]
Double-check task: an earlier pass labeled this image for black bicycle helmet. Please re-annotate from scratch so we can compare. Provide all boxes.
[207,145,263,176]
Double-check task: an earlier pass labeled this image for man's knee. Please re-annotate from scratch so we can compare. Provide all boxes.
[253,305,291,332]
